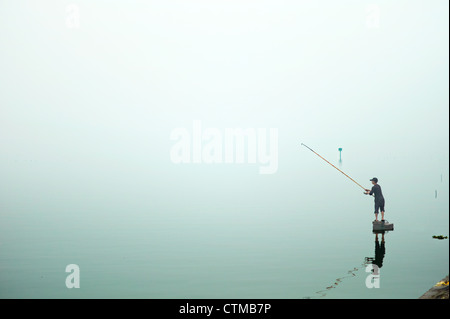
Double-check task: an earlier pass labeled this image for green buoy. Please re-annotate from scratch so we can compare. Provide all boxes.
[338,148,342,161]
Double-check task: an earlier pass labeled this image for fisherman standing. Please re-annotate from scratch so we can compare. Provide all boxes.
[365,177,385,222]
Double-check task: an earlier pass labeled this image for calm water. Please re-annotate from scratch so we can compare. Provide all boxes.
[0,146,448,299]
[0,1,448,299]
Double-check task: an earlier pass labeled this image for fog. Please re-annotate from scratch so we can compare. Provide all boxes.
[0,0,448,298]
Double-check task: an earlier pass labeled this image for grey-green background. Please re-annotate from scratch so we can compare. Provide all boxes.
[0,0,448,298]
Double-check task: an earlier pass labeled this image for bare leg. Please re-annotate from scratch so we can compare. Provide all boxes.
[381,211,385,221]
[375,213,378,221]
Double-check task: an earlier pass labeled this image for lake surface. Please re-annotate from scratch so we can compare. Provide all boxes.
[0,143,448,299]
[0,0,448,299]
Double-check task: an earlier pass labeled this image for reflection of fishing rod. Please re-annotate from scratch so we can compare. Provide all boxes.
[301,143,369,193]
[313,264,364,298]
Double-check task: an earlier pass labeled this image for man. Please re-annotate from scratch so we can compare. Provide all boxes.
[365,177,385,222]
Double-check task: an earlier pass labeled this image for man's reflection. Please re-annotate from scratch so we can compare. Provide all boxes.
[373,231,385,272]
[365,231,387,274]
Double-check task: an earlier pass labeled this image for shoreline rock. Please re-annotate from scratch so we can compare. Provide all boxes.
[419,276,449,299]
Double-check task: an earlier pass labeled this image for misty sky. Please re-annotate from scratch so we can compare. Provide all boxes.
[0,0,448,214]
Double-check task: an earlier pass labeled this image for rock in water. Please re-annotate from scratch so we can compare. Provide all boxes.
[419,276,449,299]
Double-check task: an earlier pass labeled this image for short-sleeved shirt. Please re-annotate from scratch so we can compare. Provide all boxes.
[369,184,384,202]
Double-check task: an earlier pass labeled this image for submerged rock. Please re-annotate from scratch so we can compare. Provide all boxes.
[432,235,448,240]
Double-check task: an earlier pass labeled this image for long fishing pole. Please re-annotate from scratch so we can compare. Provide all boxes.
[301,143,368,192]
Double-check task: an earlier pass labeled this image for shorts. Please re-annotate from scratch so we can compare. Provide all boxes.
[374,198,385,214]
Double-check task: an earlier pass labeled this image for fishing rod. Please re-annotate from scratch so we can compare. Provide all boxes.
[301,143,369,193]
